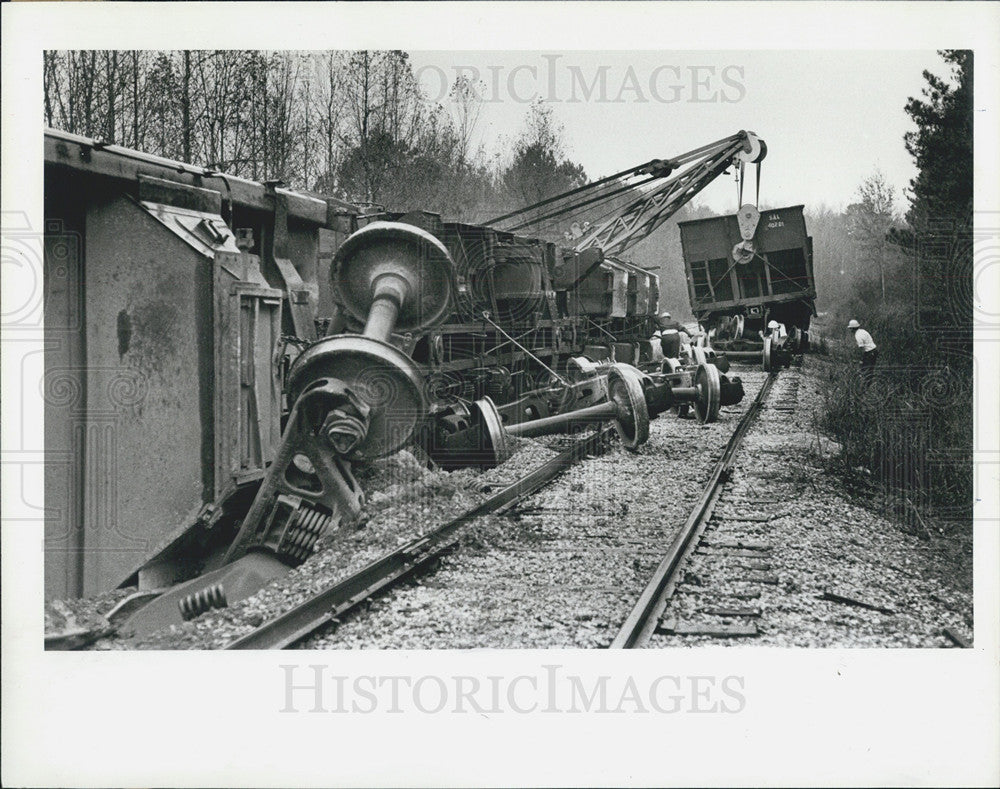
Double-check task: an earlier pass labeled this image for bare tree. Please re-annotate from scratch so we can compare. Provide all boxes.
[450,74,484,167]
[42,49,516,219]
[846,170,898,303]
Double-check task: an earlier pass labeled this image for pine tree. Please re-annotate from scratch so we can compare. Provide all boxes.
[901,50,973,332]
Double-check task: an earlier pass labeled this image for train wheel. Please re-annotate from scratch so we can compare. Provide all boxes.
[427,399,509,470]
[332,221,454,332]
[468,397,511,468]
[762,336,773,372]
[286,335,426,460]
[607,364,650,450]
[788,326,802,353]
[694,363,722,424]
[662,357,683,375]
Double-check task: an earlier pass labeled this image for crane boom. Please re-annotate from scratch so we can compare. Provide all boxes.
[488,130,766,259]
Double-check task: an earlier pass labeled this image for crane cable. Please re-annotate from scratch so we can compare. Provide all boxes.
[486,161,656,227]
[491,134,745,232]
[736,157,763,208]
[503,175,655,233]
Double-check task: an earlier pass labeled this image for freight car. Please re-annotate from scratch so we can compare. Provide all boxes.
[325,210,665,424]
[41,128,358,599]
[678,204,816,368]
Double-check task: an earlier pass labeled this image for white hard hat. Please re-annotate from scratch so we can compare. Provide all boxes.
[847,319,860,329]
[767,320,780,329]
[660,311,671,319]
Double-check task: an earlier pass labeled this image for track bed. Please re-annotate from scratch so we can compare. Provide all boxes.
[305,371,769,648]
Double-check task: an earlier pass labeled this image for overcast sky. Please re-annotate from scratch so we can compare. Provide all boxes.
[408,50,950,216]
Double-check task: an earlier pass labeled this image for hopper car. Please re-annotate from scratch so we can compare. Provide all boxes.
[679,204,816,369]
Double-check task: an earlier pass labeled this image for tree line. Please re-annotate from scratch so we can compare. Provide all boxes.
[44,48,972,342]
[814,50,973,530]
[43,50,588,223]
[809,49,972,338]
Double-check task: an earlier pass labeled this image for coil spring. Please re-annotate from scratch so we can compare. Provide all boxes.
[279,505,334,563]
[178,584,227,621]
[485,374,507,402]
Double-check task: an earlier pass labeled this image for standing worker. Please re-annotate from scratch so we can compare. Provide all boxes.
[765,319,788,345]
[847,319,878,384]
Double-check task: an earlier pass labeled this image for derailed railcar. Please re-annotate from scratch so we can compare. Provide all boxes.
[43,130,734,615]
[327,210,663,409]
[42,129,358,599]
[679,205,816,355]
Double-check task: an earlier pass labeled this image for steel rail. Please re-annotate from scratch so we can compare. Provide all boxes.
[610,373,777,648]
[226,427,614,650]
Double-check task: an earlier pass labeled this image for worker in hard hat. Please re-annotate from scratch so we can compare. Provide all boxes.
[655,311,685,359]
[758,319,787,345]
[656,310,686,333]
[848,319,878,384]
[761,318,790,369]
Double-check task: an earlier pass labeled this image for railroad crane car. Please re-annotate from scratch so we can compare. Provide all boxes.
[678,204,816,368]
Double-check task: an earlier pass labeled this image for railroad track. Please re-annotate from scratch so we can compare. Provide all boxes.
[611,369,784,648]
[226,426,615,649]
[58,361,969,650]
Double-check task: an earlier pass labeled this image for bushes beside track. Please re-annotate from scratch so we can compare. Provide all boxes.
[815,306,972,536]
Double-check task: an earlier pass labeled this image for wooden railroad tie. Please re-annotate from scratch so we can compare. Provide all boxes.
[700,607,762,618]
[658,618,759,637]
[819,588,896,615]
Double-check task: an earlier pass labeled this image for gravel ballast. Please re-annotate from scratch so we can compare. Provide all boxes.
[68,435,566,649]
[47,357,973,650]
[649,359,973,648]
[307,370,772,648]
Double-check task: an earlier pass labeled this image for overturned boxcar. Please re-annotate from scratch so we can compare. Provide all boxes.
[679,204,816,351]
[42,129,358,598]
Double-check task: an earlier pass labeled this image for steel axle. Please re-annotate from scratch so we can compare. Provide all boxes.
[433,363,650,469]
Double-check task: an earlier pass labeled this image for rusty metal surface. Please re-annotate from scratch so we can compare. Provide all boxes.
[79,196,215,594]
[44,189,291,597]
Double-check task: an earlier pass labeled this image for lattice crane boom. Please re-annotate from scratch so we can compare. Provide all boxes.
[488,130,766,260]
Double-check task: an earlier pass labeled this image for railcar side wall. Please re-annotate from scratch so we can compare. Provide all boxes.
[679,205,815,324]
